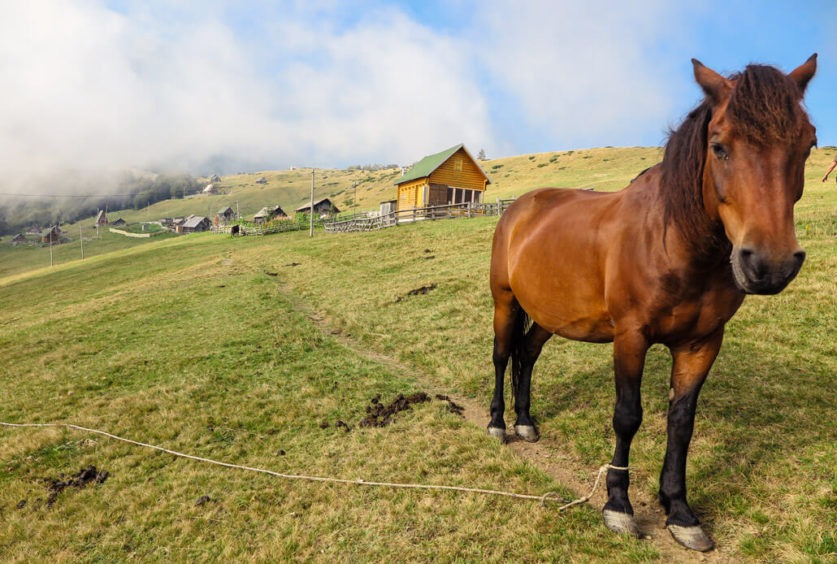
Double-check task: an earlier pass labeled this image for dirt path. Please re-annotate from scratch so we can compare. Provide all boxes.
[275,285,734,562]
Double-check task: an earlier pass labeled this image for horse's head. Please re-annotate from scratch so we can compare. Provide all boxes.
[694,55,817,294]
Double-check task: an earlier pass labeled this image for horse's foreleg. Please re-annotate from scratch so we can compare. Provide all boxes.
[513,324,552,442]
[660,330,723,552]
[603,331,648,537]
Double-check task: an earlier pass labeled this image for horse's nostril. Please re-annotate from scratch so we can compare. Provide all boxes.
[794,249,807,265]
[738,248,762,277]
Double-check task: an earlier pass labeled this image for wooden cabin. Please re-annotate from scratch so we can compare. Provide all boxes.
[253,205,287,224]
[295,198,340,217]
[394,144,491,211]
[217,207,235,223]
[41,225,61,244]
[178,215,211,233]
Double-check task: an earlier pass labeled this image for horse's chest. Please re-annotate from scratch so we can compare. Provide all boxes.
[651,290,743,343]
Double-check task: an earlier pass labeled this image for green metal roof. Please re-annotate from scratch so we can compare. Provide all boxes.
[395,143,491,186]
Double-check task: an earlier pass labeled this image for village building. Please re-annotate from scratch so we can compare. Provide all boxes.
[111,218,127,227]
[41,225,61,244]
[178,215,211,233]
[95,209,108,226]
[394,144,491,211]
[216,207,235,223]
[10,233,27,246]
[202,183,216,194]
[254,205,288,224]
[295,198,340,217]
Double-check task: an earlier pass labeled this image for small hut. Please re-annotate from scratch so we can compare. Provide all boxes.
[254,205,288,224]
[295,198,340,218]
[178,215,211,233]
[217,207,235,223]
[41,225,61,244]
[95,209,108,226]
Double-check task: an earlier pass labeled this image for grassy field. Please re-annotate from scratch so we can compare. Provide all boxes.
[0,148,834,561]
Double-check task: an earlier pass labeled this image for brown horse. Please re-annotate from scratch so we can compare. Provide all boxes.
[488,55,817,551]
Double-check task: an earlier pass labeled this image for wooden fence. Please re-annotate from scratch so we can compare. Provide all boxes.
[323,199,516,233]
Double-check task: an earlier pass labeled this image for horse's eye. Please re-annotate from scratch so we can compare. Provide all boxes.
[711,143,729,161]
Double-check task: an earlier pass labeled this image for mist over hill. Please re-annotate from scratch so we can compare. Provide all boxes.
[0,170,202,235]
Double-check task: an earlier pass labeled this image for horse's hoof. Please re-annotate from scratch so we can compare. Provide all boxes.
[668,524,715,552]
[486,426,507,442]
[514,424,540,442]
[602,509,640,538]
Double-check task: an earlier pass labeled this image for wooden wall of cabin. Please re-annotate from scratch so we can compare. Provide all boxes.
[427,148,488,192]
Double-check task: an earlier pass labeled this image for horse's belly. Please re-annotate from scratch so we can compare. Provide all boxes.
[511,271,614,343]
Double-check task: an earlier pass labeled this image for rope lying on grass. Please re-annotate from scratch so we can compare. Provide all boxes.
[1,421,626,511]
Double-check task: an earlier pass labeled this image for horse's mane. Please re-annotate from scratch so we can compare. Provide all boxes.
[660,64,808,261]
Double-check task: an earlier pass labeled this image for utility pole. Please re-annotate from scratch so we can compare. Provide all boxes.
[309,168,315,237]
[79,225,84,260]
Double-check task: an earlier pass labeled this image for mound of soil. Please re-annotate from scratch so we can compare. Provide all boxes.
[360,392,430,428]
[435,394,465,417]
[46,465,109,507]
[395,283,437,302]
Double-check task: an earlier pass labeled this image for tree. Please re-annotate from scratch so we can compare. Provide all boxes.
[478,148,487,161]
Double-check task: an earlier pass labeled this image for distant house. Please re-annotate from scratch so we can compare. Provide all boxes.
[202,183,216,194]
[210,174,221,182]
[111,218,127,227]
[41,225,61,244]
[394,143,491,210]
[178,215,211,233]
[295,198,340,217]
[10,233,26,246]
[217,207,235,223]
[95,209,108,226]
[255,176,268,184]
[254,205,288,224]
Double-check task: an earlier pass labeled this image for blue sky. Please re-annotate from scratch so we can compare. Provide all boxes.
[1,0,834,187]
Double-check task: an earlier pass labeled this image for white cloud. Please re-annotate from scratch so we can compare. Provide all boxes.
[0,0,495,194]
[471,0,696,151]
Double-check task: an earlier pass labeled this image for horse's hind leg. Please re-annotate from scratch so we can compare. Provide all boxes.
[513,323,552,442]
[488,293,518,441]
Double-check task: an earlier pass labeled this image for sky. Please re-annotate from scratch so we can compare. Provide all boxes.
[0,0,834,193]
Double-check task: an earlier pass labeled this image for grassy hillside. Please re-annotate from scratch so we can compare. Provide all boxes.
[0,148,834,560]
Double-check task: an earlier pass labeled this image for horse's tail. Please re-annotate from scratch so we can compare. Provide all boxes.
[510,306,531,406]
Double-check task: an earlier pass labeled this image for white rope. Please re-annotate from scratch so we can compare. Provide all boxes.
[0,421,626,511]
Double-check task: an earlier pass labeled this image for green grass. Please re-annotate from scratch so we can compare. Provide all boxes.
[0,147,834,561]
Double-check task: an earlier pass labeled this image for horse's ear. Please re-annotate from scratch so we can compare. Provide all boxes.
[788,53,817,94]
[692,59,731,104]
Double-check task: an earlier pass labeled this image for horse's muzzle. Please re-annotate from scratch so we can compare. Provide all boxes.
[731,246,806,295]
